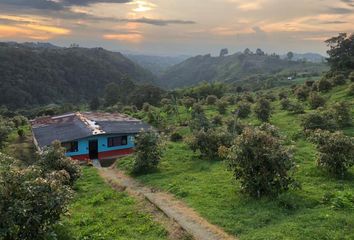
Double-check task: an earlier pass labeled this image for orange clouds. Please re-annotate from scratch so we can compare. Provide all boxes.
[103,33,143,43]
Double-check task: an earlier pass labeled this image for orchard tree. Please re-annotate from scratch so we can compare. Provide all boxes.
[325,33,354,72]
[254,98,272,122]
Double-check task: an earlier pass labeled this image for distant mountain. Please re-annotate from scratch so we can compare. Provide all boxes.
[159,53,328,89]
[281,53,326,63]
[125,54,190,76]
[0,42,157,109]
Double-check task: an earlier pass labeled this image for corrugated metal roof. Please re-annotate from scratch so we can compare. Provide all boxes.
[31,112,152,149]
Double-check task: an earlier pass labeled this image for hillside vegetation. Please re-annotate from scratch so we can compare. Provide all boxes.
[0,43,156,109]
[159,52,328,89]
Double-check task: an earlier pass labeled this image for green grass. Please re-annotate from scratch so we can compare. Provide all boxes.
[55,167,168,240]
[117,81,354,239]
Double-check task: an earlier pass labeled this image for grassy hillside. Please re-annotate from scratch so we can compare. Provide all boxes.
[0,42,156,109]
[159,53,328,89]
[117,80,354,239]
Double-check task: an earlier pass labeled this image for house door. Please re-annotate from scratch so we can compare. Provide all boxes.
[89,140,98,159]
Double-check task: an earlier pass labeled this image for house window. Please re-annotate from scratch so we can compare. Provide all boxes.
[62,141,79,153]
[107,136,128,147]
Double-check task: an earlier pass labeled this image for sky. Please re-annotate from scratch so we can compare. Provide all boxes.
[0,0,353,56]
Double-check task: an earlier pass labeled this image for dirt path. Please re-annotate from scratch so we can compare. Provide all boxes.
[99,168,237,240]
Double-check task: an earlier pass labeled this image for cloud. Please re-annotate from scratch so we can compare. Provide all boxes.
[119,17,196,26]
[61,0,131,6]
[341,0,354,7]
[326,7,353,14]
[321,20,347,24]
[103,32,142,42]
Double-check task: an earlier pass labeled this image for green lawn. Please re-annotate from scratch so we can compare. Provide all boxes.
[117,82,354,239]
[55,167,168,240]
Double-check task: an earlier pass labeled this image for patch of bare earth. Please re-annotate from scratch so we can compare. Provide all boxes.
[99,167,237,240]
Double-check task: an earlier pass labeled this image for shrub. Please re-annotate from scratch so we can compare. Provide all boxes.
[12,115,27,128]
[224,124,296,197]
[39,141,81,186]
[216,100,228,114]
[280,98,291,110]
[349,71,354,82]
[309,130,354,177]
[160,98,172,106]
[170,132,183,142]
[189,111,210,132]
[142,102,151,112]
[182,96,196,109]
[132,131,162,174]
[0,147,78,239]
[317,78,332,92]
[305,80,315,87]
[294,85,310,101]
[226,119,244,135]
[349,83,354,96]
[243,93,255,103]
[288,101,305,114]
[236,101,251,118]
[332,101,352,127]
[211,115,223,126]
[308,92,326,109]
[17,129,25,138]
[189,129,232,160]
[278,91,288,100]
[331,74,346,86]
[254,98,272,122]
[301,111,337,131]
[206,95,218,105]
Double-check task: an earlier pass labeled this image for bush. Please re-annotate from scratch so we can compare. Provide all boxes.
[294,85,310,101]
[170,132,183,142]
[236,101,251,118]
[211,115,223,126]
[308,92,326,109]
[349,71,354,82]
[226,119,244,135]
[17,129,25,138]
[189,129,232,160]
[254,98,272,122]
[332,101,352,127]
[331,74,346,86]
[160,98,172,106]
[132,131,162,174]
[216,100,228,114]
[280,98,291,110]
[309,130,354,177]
[278,91,288,100]
[288,101,305,114]
[142,102,151,112]
[349,83,354,96]
[206,95,218,105]
[224,124,296,197]
[305,80,315,87]
[182,96,196,109]
[317,78,332,92]
[39,141,81,186]
[301,111,337,131]
[189,111,210,132]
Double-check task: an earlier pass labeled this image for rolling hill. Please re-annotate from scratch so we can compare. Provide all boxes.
[158,53,328,89]
[0,42,157,109]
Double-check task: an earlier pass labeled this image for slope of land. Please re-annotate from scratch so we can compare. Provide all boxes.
[0,42,156,109]
[117,81,354,239]
[159,53,328,89]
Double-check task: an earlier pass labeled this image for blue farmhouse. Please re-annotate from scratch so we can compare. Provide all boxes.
[31,112,151,161]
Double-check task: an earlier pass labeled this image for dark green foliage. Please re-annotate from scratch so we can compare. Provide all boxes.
[189,128,232,160]
[216,100,228,114]
[147,109,165,128]
[349,84,354,96]
[206,95,218,105]
[17,129,25,138]
[142,102,151,112]
[316,78,332,92]
[226,119,245,135]
[104,83,123,107]
[305,80,315,87]
[181,96,196,109]
[0,118,12,148]
[331,74,346,86]
[278,91,288,100]
[211,115,223,126]
[12,115,27,128]
[294,85,310,100]
[170,132,183,142]
[0,43,155,109]
[350,71,354,82]
[132,131,162,174]
[308,92,326,109]
[89,97,100,110]
[331,101,352,127]
[309,130,354,177]
[325,33,354,72]
[189,111,210,132]
[236,101,251,118]
[128,85,165,109]
[254,98,272,122]
[39,141,81,186]
[280,98,291,110]
[302,111,337,131]
[224,124,296,198]
[287,101,305,114]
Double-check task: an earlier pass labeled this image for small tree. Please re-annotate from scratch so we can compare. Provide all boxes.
[182,96,196,109]
[287,51,294,61]
[224,124,296,197]
[216,100,228,114]
[332,101,352,127]
[301,111,337,131]
[254,98,272,122]
[288,101,305,114]
[294,85,310,101]
[206,95,218,105]
[349,71,354,82]
[236,101,251,118]
[349,83,354,96]
[280,98,291,110]
[331,74,346,86]
[316,78,332,92]
[132,131,162,174]
[89,96,100,110]
[309,130,354,177]
[308,92,326,109]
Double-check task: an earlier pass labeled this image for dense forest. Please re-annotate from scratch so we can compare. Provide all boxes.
[0,43,157,109]
[159,51,328,89]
